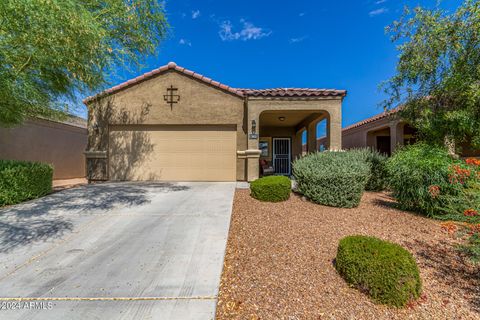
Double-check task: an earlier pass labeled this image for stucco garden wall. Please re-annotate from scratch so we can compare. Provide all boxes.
[0,118,87,179]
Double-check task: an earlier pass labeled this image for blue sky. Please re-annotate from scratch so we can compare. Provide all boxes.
[83,0,461,135]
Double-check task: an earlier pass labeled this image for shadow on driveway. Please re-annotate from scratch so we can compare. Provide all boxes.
[0,182,190,253]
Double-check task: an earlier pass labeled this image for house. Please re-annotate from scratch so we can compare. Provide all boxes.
[317,108,480,157]
[84,62,346,182]
[0,116,88,179]
[316,108,412,156]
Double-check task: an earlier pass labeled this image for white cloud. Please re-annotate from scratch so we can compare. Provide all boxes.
[289,35,308,44]
[369,7,388,16]
[219,20,271,41]
[375,0,387,4]
[179,38,192,46]
[299,12,306,17]
[192,10,200,19]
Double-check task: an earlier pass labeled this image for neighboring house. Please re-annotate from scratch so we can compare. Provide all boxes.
[84,62,346,182]
[0,116,88,179]
[317,108,480,157]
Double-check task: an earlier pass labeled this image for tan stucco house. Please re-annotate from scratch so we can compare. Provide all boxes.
[316,109,413,156]
[317,108,480,157]
[84,62,346,182]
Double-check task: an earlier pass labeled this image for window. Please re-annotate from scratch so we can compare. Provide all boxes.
[259,137,271,158]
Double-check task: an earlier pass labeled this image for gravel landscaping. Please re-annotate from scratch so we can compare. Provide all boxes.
[216,190,480,319]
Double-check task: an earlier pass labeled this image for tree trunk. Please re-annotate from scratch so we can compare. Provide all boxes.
[444,135,458,158]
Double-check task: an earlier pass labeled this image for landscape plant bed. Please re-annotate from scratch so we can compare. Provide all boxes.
[216,190,480,319]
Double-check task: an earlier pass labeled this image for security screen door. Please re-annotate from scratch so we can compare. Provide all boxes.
[272,138,291,175]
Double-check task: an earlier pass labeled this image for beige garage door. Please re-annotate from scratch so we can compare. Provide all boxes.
[109,125,237,181]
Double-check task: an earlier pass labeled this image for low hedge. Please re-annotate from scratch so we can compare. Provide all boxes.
[0,160,53,206]
[336,235,422,307]
[250,176,291,202]
[293,151,371,208]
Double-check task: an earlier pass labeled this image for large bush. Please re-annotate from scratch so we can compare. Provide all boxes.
[336,235,422,307]
[385,143,477,216]
[364,150,389,191]
[250,175,291,202]
[0,160,53,206]
[293,151,371,208]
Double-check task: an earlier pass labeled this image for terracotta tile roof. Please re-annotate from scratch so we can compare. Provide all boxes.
[342,107,401,132]
[84,62,347,104]
[83,62,244,103]
[238,88,347,97]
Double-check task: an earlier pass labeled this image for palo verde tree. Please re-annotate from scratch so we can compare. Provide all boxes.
[383,0,480,151]
[0,0,168,126]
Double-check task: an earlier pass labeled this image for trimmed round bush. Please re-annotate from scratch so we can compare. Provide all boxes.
[293,151,371,208]
[336,235,422,307]
[0,160,53,206]
[250,176,291,202]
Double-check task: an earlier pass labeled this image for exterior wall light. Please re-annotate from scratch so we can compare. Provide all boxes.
[278,116,286,121]
[251,120,256,134]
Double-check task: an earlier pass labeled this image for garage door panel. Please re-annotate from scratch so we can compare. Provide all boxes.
[109,126,236,181]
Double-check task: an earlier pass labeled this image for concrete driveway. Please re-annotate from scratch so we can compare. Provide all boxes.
[0,182,235,320]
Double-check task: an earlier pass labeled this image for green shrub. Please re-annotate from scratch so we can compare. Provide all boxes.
[0,160,53,206]
[293,151,371,208]
[386,143,464,216]
[336,235,422,307]
[364,150,389,191]
[461,231,480,263]
[250,175,291,202]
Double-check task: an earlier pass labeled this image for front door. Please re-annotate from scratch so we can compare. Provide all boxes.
[273,138,291,175]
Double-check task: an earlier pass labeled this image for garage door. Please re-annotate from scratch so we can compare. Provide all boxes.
[109,125,237,181]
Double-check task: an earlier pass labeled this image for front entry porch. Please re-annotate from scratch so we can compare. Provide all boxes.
[243,94,344,181]
[257,110,330,177]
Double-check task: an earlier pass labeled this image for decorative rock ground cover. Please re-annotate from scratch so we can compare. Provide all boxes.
[216,190,480,319]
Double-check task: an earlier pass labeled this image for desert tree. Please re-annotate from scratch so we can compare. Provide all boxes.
[0,0,168,126]
[383,0,480,151]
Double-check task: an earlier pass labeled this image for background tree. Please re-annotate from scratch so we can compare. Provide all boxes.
[0,0,168,126]
[383,0,480,151]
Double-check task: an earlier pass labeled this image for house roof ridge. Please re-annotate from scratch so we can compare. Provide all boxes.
[84,63,347,103]
[83,62,244,104]
[338,107,401,134]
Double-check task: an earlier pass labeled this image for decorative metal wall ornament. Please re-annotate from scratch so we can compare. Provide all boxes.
[163,85,180,109]
[249,120,258,139]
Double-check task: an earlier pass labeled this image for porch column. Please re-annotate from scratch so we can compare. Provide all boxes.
[293,129,304,159]
[390,121,404,155]
[246,112,260,181]
[366,130,375,149]
[328,116,342,151]
[245,150,262,182]
[307,121,317,153]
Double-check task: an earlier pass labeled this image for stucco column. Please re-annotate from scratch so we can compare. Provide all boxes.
[328,116,342,151]
[390,121,404,155]
[247,150,261,181]
[366,131,375,149]
[246,110,260,181]
[307,121,317,153]
[293,129,304,159]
